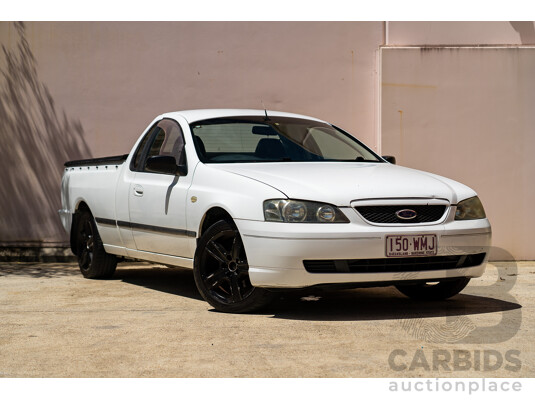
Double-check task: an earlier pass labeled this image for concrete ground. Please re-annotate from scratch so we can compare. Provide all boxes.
[0,261,533,377]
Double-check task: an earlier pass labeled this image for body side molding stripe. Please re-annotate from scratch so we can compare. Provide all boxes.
[95,217,196,237]
[94,217,116,226]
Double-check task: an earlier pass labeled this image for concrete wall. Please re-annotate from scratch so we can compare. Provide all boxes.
[2,21,534,260]
[388,21,535,45]
[0,21,383,245]
[381,46,535,260]
[382,21,535,260]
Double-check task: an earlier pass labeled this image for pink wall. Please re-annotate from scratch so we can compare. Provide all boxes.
[388,21,535,45]
[0,21,383,245]
[2,21,534,260]
[381,47,535,260]
[21,22,383,156]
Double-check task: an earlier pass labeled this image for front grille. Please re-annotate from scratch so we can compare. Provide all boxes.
[355,205,447,224]
[303,253,486,274]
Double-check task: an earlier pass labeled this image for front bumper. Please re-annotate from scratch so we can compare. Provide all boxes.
[236,208,491,288]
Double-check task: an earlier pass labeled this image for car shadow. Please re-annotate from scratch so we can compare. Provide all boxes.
[114,265,522,322]
[113,265,204,301]
[264,288,522,322]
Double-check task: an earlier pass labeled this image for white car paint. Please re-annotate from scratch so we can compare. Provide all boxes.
[59,109,491,288]
[214,162,476,206]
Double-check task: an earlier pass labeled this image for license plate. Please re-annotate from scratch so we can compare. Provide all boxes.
[386,234,438,257]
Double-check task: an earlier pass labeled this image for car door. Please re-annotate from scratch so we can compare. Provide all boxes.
[128,118,193,257]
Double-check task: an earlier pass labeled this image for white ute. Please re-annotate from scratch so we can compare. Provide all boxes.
[59,109,491,313]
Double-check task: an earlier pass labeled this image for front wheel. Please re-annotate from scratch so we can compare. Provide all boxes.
[193,220,272,313]
[395,277,471,300]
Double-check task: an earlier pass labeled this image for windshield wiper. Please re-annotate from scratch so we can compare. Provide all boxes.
[253,157,294,162]
[319,158,382,163]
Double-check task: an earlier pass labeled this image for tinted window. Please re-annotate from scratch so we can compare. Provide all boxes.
[143,119,185,171]
[131,128,154,170]
[190,116,381,164]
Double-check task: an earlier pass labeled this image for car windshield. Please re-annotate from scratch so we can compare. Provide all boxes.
[190,116,383,164]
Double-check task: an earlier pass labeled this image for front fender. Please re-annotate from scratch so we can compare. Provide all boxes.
[186,163,286,238]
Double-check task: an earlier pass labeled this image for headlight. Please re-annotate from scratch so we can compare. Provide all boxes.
[455,196,486,220]
[263,199,350,223]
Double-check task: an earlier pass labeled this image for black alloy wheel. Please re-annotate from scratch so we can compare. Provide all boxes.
[193,220,272,313]
[77,216,94,272]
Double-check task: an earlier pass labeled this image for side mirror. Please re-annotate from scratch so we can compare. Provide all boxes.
[146,155,187,175]
[382,155,396,164]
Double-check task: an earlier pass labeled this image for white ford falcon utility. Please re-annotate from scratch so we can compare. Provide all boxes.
[59,109,491,313]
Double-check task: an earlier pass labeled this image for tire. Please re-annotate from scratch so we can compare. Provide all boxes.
[395,277,471,301]
[75,210,117,279]
[193,220,272,313]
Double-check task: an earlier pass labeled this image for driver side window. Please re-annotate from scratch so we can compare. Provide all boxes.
[143,119,186,172]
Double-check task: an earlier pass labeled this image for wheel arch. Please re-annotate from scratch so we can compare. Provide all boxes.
[198,206,236,241]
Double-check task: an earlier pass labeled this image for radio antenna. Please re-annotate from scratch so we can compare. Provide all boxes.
[261,99,271,121]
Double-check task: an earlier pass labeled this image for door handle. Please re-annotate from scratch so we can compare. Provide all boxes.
[133,185,144,197]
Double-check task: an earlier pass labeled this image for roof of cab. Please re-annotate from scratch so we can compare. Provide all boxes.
[159,109,327,124]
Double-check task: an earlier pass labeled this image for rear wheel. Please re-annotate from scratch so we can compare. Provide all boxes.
[395,277,470,300]
[75,210,117,279]
[193,220,272,313]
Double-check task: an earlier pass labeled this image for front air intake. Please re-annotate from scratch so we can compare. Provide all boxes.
[303,253,486,273]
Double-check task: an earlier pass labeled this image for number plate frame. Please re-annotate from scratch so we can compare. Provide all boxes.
[385,234,438,257]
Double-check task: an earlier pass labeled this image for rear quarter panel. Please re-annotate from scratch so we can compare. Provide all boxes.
[61,164,123,246]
